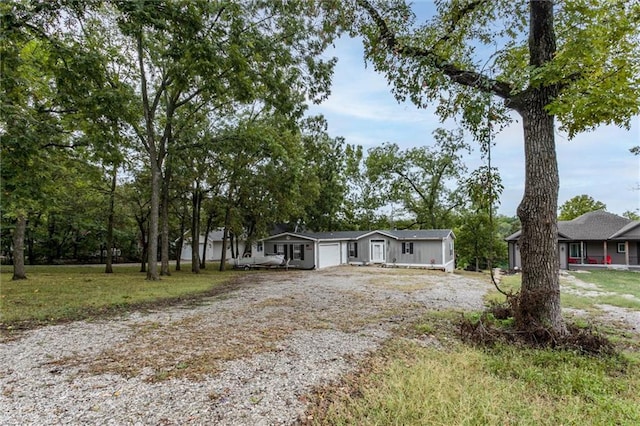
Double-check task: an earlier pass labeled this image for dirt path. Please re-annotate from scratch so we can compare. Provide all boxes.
[0,267,491,425]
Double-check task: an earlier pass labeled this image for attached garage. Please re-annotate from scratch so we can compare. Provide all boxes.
[262,229,454,271]
[317,243,341,269]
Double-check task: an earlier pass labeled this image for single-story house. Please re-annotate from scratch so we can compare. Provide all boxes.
[260,229,456,271]
[506,210,640,270]
[180,231,250,262]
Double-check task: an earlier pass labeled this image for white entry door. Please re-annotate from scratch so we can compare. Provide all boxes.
[370,240,385,263]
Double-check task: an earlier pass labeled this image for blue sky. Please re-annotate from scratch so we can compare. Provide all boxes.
[307,25,640,218]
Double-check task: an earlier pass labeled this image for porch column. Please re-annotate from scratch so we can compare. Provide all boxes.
[625,241,630,266]
[581,241,585,264]
[603,241,608,265]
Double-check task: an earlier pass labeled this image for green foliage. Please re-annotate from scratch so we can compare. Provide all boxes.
[299,118,356,231]
[2,0,347,272]
[341,0,640,138]
[339,0,640,332]
[454,210,512,270]
[559,195,607,220]
[365,128,470,229]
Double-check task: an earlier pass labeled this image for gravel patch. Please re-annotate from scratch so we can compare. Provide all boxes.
[596,304,640,333]
[0,267,490,425]
[560,273,640,334]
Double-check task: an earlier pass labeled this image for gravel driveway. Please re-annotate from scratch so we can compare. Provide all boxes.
[0,267,491,425]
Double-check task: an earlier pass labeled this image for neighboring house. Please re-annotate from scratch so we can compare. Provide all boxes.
[180,231,250,262]
[261,229,456,271]
[506,210,640,270]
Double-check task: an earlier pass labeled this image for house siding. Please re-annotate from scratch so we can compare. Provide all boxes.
[181,238,246,262]
[620,227,640,239]
[349,233,391,264]
[386,240,441,265]
[261,229,455,271]
[263,236,316,269]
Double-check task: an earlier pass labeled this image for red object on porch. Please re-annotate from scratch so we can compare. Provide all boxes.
[568,257,579,264]
[587,257,598,264]
[604,255,612,264]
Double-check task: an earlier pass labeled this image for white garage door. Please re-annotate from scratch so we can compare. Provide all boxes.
[318,243,341,269]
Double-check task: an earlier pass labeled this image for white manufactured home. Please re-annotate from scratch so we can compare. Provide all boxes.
[261,229,455,271]
[180,231,249,262]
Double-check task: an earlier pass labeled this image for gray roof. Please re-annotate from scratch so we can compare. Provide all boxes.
[266,229,453,242]
[383,229,454,240]
[610,221,640,239]
[505,210,634,242]
[559,210,632,240]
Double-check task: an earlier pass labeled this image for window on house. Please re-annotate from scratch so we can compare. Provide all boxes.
[617,243,626,253]
[256,241,263,252]
[348,242,358,257]
[449,241,454,256]
[293,244,302,260]
[569,243,582,258]
[401,242,414,254]
[275,244,285,256]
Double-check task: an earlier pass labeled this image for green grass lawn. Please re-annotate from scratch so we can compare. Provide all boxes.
[310,337,640,426]
[486,270,640,311]
[0,263,237,328]
[569,270,640,299]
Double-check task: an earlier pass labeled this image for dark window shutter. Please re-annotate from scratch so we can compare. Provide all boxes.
[300,244,305,260]
[402,242,406,254]
[274,244,277,255]
[354,242,358,258]
[410,242,414,254]
[289,244,293,260]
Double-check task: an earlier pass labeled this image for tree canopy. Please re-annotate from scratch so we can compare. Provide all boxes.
[558,195,606,221]
[339,0,640,335]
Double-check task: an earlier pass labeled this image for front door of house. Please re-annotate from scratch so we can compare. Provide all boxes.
[370,240,385,263]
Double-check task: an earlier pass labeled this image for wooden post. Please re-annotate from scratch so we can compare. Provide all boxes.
[625,241,630,266]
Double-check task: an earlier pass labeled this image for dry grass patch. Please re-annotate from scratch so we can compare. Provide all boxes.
[53,286,419,382]
[82,315,295,381]
[365,277,436,292]
[304,337,640,426]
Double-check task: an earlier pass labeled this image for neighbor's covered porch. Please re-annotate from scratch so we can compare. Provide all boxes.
[563,240,639,269]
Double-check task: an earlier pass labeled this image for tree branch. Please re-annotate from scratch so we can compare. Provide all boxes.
[356,0,513,100]
[394,169,430,204]
[436,0,487,46]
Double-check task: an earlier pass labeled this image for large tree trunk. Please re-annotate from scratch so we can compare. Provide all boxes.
[175,203,187,272]
[137,31,161,281]
[105,165,117,274]
[12,213,27,280]
[146,160,160,280]
[191,182,201,274]
[516,100,564,334]
[243,220,256,257]
[514,0,565,335]
[137,217,148,273]
[160,162,171,276]
[200,212,214,270]
[219,205,231,272]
